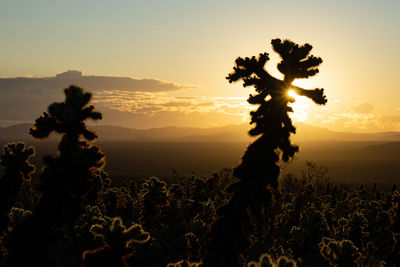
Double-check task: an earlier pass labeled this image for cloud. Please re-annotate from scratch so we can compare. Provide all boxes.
[0,72,251,128]
[0,70,194,97]
[311,108,400,133]
[93,91,251,118]
[351,102,374,114]
[163,101,193,107]
[2,72,398,132]
[307,101,400,132]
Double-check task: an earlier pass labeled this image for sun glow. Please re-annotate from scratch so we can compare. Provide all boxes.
[287,89,310,122]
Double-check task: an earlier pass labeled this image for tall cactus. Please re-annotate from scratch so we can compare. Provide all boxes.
[8,85,105,266]
[205,39,327,266]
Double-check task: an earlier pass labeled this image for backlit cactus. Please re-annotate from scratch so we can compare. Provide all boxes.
[206,38,327,266]
[82,217,150,267]
[7,207,32,230]
[8,85,105,266]
[0,142,35,232]
[247,253,297,267]
[319,237,361,267]
[139,176,168,229]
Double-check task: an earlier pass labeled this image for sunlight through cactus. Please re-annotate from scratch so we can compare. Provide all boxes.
[206,38,327,266]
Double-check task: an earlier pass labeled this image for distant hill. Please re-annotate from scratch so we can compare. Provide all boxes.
[358,141,400,158]
[2,123,399,184]
[2,122,400,143]
[294,122,400,142]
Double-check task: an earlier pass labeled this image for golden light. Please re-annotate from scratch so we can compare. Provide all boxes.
[287,89,310,122]
[288,89,297,99]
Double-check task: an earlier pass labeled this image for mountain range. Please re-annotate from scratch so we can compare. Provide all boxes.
[1,122,400,143]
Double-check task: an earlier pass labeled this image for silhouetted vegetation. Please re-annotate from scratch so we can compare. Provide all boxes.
[0,40,399,267]
[0,142,35,233]
[1,143,399,266]
[7,86,106,266]
[205,38,327,266]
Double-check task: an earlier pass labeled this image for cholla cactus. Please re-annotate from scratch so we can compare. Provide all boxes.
[319,237,361,267]
[100,186,133,219]
[0,142,35,181]
[169,183,185,200]
[8,86,105,266]
[30,85,102,153]
[185,232,201,261]
[247,253,296,267]
[386,233,400,266]
[206,39,326,266]
[74,205,110,247]
[29,86,105,224]
[139,176,168,229]
[85,170,112,206]
[166,259,202,267]
[347,212,368,247]
[93,170,112,192]
[7,207,32,229]
[391,191,400,232]
[189,176,208,201]
[0,142,35,232]
[82,217,150,267]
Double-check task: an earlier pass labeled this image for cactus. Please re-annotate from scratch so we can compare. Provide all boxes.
[247,253,296,267]
[7,207,32,230]
[139,176,168,229]
[319,237,361,267]
[0,142,35,232]
[166,260,203,267]
[206,38,327,266]
[8,85,105,266]
[30,85,105,224]
[82,217,150,267]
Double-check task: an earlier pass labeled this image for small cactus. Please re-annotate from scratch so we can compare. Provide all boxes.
[8,207,32,229]
[0,142,35,232]
[83,217,149,267]
[247,253,296,267]
[320,237,361,267]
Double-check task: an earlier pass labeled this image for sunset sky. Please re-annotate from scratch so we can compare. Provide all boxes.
[1,0,399,132]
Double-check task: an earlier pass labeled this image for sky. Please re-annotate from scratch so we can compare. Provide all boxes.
[1,0,399,132]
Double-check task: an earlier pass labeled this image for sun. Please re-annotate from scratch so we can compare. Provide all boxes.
[288,89,297,99]
[287,89,310,122]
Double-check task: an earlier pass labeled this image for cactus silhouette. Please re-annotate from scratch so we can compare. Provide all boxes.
[319,237,361,267]
[0,142,35,233]
[29,85,104,224]
[8,85,105,266]
[247,253,297,267]
[205,38,327,266]
[82,217,150,267]
[7,207,32,230]
[139,176,168,229]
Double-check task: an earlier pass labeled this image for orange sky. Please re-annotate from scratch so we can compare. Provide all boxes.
[1,1,399,132]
